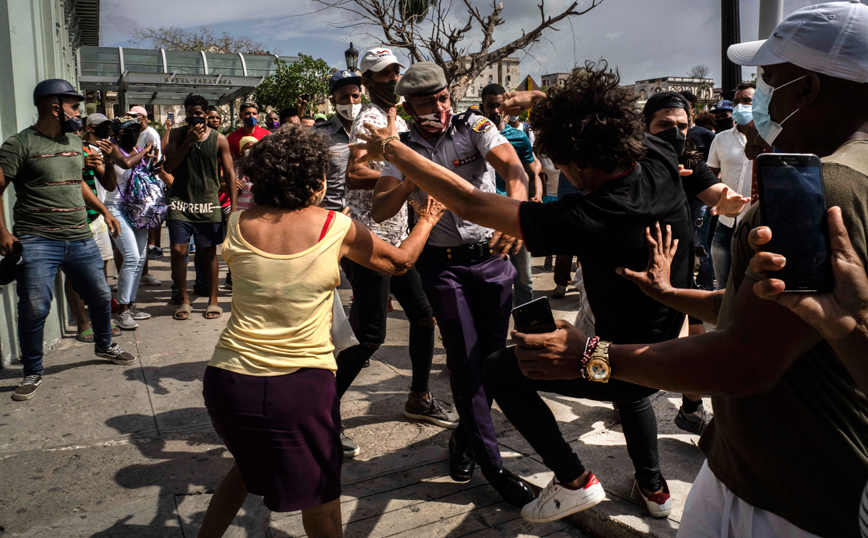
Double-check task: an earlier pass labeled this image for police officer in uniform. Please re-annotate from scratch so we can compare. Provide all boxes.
[371,62,535,507]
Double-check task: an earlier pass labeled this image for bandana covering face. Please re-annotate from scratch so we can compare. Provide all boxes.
[417,109,453,133]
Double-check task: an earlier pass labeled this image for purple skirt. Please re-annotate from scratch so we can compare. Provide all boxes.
[203,366,342,512]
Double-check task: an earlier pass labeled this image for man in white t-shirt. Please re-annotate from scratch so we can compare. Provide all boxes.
[128,106,162,160]
[706,82,755,289]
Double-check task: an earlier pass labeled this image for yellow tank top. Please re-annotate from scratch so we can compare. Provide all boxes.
[209,210,352,376]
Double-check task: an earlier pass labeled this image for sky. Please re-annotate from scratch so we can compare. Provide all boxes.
[100,0,845,88]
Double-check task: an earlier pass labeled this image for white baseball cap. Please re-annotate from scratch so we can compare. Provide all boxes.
[728,1,868,83]
[359,47,405,74]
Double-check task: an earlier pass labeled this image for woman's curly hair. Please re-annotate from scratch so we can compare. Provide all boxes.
[530,61,646,172]
[238,125,328,210]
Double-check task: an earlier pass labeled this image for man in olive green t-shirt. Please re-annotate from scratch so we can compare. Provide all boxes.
[510,4,868,536]
[0,79,136,402]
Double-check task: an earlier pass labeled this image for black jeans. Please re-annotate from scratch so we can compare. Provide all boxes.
[483,346,664,492]
[336,259,435,397]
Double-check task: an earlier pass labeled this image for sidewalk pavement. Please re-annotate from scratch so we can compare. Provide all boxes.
[0,247,707,537]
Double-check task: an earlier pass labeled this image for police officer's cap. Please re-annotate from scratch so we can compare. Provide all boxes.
[33,79,84,106]
[395,62,448,97]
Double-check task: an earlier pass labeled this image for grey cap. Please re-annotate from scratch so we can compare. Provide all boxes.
[395,61,448,97]
[86,113,110,127]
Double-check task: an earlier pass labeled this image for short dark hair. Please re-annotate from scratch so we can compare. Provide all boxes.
[694,111,716,131]
[238,125,328,210]
[735,81,756,92]
[207,105,220,114]
[678,90,698,107]
[279,107,299,122]
[184,94,209,109]
[530,60,645,172]
[240,102,258,113]
[481,83,507,101]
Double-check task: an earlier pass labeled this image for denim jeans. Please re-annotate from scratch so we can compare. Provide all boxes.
[711,222,735,291]
[509,245,533,307]
[17,235,113,376]
[108,205,148,305]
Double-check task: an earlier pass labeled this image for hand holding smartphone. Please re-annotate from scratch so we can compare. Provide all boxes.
[756,153,833,293]
[512,297,558,334]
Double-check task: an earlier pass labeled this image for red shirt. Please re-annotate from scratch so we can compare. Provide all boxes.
[226,125,270,160]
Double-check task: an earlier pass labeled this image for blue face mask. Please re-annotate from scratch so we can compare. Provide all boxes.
[753,75,805,146]
[243,116,258,127]
[732,104,753,126]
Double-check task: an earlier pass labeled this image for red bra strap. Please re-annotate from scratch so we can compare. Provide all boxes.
[319,210,335,242]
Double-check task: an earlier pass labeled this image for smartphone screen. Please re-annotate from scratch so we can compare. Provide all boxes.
[167,112,174,122]
[757,154,832,292]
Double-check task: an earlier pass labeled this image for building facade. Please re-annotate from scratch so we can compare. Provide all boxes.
[625,76,716,107]
[0,0,100,367]
[456,57,521,112]
[540,72,571,88]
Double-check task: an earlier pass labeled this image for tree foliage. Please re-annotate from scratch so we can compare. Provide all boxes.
[308,0,605,104]
[252,55,332,114]
[131,26,268,54]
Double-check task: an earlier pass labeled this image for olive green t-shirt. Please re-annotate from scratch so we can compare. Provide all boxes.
[701,139,868,537]
[0,127,91,241]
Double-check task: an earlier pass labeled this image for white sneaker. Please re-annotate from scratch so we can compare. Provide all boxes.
[632,479,671,518]
[114,310,139,330]
[521,473,605,523]
[129,305,151,320]
[140,273,162,286]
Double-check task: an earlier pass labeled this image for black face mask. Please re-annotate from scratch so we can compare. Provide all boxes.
[119,132,139,147]
[57,97,82,134]
[187,116,206,126]
[487,112,502,127]
[716,116,734,132]
[655,127,685,156]
[93,124,112,140]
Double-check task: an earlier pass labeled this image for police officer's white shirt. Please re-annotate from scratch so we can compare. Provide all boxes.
[381,112,510,248]
[707,126,752,228]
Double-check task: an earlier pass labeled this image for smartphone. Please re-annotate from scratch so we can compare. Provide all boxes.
[756,153,832,293]
[512,297,558,334]
[300,93,310,102]
[167,112,174,122]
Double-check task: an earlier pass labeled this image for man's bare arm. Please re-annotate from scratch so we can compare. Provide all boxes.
[371,175,415,223]
[346,145,383,191]
[216,134,237,211]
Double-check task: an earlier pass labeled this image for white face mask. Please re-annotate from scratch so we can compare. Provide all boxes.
[753,75,805,146]
[336,103,362,122]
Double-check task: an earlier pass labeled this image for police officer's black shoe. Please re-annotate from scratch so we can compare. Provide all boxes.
[449,434,475,483]
[485,468,536,508]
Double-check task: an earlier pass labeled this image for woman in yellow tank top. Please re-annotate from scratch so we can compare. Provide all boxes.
[199,126,445,538]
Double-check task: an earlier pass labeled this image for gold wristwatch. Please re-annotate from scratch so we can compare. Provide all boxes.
[585,340,611,383]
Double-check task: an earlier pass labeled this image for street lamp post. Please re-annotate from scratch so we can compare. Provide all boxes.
[345,42,359,73]
[720,0,742,100]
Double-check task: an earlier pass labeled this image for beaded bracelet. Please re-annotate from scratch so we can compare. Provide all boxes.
[581,336,601,380]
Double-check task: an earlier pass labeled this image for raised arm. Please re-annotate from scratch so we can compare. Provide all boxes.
[697,183,749,219]
[342,197,444,274]
[164,123,204,174]
[371,175,415,223]
[346,144,383,191]
[355,108,524,239]
[110,141,153,170]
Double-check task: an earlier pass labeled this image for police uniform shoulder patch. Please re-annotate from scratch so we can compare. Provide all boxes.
[451,111,473,125]
[471,117,494,133]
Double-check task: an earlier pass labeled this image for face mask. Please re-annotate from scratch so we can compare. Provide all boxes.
[93,124,112,140]
[416,109,453,133]
[61,112,82,134]
[336,103,362,122]
[715,116,734,132]
[654,127,685,156]
[119,132,139,147]
[243,116,258,127]
[753,75,805,146]
[269,120,280,130]
[509,115,520,123]
[187,116,206,126]
[732,104,753,126]
[370,80,400,107]
[487,112,503,127]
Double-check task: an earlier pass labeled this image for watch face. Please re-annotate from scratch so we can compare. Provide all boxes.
[588,359,610,381]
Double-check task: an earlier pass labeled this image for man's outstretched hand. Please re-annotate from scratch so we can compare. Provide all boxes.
[710,185,750,218]
[513,319,588,380]
[749,206,868,341]
[616,222,678,300]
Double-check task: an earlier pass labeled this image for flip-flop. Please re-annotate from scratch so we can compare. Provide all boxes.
[174,304,193,320]
[204,304,223,320]
[76,325,122,342]
[76,328,95,343]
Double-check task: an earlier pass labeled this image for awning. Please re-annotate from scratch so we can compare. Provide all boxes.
[77,46,297,106]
